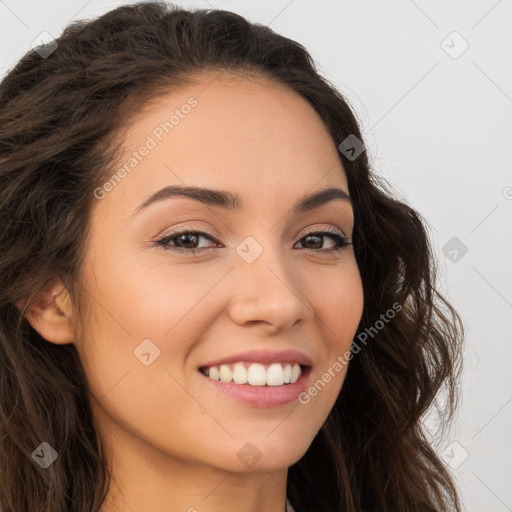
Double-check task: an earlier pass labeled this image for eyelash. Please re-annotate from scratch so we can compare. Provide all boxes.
[154,226,352,256]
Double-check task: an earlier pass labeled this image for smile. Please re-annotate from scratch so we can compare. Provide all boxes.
[199,361,304,386]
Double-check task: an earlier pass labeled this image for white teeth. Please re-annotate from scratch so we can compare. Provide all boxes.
[232,362,248,384]
[201,362,303,386]
[247,363,266,385]
[267,363,285,386]
[208,366,220,381]
[283,363,292,383]
[219,365,232,383]
[290,363,301,383]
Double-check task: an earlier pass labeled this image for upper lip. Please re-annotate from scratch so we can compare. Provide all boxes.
[198,349,313,369]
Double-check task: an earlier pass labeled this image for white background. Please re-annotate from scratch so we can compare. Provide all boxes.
[1,1,511,511]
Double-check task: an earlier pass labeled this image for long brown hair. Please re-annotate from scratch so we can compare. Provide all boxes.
[0,2,464,511]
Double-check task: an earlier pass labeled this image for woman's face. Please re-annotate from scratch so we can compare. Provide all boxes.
[75,72,364,481]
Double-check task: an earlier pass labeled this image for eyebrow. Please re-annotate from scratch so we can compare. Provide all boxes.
[131,184,352,217]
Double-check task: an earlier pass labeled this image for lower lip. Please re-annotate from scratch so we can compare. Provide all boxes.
[198,366,312,407]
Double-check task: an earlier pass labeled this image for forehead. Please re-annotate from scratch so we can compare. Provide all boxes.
[96,71,349,219]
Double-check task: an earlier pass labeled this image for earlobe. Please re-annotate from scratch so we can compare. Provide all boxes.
[22,278,76,345]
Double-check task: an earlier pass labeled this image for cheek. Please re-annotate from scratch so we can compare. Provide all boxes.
[75,260,215,459]
[301,257,364,341]
[298,259,363,405]
[76,255,230,403]
[84,253,219,340]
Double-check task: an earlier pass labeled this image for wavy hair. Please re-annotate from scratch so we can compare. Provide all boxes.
[0,2,464,511]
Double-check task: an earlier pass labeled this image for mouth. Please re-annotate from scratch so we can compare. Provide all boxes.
[198,361,312,387]
[197,361,313,407]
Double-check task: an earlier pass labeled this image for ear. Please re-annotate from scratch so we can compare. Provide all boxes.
[20,278,76,345]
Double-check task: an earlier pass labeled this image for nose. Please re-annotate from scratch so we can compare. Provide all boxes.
[226,245,313,333]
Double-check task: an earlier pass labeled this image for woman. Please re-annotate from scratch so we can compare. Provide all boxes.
[0,2,464,511]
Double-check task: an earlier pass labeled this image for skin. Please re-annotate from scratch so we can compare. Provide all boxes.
[26,71,364,512]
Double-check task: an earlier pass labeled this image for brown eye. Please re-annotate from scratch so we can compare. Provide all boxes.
[295,231,350,252]
[173,233,201,249]
[156,230,219,254]
[302,234,324,249]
